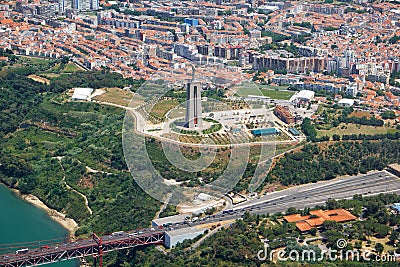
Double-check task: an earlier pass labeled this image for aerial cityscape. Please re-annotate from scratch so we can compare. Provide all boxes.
[0,0,400,266]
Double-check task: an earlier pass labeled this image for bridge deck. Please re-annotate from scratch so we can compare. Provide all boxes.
[0,230,165,267]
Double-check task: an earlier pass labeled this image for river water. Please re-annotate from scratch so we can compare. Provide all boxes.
[0,184,79,266]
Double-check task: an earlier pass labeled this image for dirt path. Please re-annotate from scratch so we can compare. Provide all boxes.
[85,166,113,176]
[55,157,93,215]
[189,221,234,250]
[154,193,172,220]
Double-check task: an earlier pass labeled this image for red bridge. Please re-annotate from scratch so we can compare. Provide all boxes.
[0,227,165,267]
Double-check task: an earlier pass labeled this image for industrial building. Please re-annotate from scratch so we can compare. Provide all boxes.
[165,227,206,248]
[151,214,206,249]
[274,105,295,124]
[288,127,301,136]
[71,88,93,100]
[251,128,280,136]
[289,90,315,104]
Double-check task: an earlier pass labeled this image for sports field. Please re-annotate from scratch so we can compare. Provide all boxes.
[236,84,294,100]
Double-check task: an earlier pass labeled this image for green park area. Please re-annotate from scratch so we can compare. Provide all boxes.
[317,123,399,138]
[261,89,294,100]
[92,88,134,107]
[314,105,400,139]
[236,83,294,100]
[62,62,82,73]
[19,56,51,65]
[149,99,179,120]
[41,62,82,77]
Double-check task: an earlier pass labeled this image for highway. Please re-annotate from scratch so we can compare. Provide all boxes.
[237,170,400,213]
[183,170,400,226]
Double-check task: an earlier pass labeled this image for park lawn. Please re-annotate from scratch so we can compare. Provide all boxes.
[0,57,52,77]
[317,123,399,138]
[261,89,294,100]
[62,62,82,73]
[92,87,134,106]
[41,63,63,73]
[236,83,263,97]
[19,55,51,65]
[150,99,179,119]
[39,62,81,76]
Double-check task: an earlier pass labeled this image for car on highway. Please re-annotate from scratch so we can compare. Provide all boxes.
[111,231,125,237]
[222,209,233,214]
[15,248,29,255]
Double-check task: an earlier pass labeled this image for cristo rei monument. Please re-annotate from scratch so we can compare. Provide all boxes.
[184,82,203,129]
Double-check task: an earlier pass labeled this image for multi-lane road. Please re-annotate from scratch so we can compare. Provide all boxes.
[184,170,400,226]
[235,170,400,214]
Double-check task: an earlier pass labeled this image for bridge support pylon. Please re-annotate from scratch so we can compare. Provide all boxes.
[93,233,103,267]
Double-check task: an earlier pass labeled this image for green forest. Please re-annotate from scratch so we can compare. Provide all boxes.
[267,140,400,186]
[0,64,157,237]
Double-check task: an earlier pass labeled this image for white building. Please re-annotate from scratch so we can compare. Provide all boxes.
[290,90,315,103]
[71,87,93,100]
[165,228,206,248]
[338,98,355,107]
[345,82,358,97]
[61,0,98,12]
